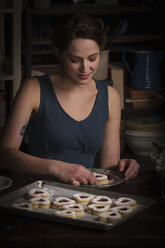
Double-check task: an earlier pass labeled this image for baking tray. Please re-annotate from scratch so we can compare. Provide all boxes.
[0,180,155,230]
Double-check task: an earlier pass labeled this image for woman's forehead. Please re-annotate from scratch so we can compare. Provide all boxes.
[66,38,99,54]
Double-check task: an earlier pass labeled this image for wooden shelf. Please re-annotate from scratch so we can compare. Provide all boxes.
[122,106,165,120]
[25,4,164,16]
[113,34,165,43]
[0,72,13,81]
[31,38,51,46]
[23,2,165,79]
[30,34,165,47]
[0,7,13,14]
[0,0,22,100]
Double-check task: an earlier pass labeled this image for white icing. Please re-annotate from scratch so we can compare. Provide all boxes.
[29,196,50,207]
[52,197,75,207]
[28,188,50,198]
[91,196,113,205]
[73,193,94,202]
[99,210,121,222]
[106,210,121,221]
[98,212,109,219]
[87,204,95,212]
[62,203,84,213]
[114,197,136,206]
[93,173,108,181]
[111,205,132,215]
[54,209,76,218]
[88,203,110,213]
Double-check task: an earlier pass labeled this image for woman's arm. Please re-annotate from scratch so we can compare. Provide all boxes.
[0,77,47,174]
[98,85,140,180]
[98,85,121,168]
[0,78,97,186]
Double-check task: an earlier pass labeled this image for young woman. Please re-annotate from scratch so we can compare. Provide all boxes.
[0,14,139,186]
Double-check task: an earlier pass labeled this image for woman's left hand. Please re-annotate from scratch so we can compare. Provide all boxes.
[118,159,140,181]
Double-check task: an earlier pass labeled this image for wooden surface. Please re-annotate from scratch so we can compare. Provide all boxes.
[0,169,165,248]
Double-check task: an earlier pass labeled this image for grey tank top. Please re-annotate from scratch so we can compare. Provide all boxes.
[28,74,109,168]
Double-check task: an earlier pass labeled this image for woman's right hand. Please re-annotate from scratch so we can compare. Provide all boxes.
[49,161,98,186]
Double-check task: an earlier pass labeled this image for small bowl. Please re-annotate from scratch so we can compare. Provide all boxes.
[124,129,165,156]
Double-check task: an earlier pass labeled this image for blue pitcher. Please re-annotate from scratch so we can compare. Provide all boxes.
[122,50,165,90]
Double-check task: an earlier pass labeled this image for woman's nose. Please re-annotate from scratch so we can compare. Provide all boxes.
[80,60,89,72]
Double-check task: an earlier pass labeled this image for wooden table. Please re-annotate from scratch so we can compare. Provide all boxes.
[0,170,165,248]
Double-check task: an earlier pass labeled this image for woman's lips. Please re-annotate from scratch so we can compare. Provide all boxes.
[79,74,89,80]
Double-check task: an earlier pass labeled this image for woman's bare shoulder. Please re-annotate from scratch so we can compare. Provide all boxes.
[107,85,121,118]
[21,76,40,92]
[107,85,120,102]
[13,76,41,113]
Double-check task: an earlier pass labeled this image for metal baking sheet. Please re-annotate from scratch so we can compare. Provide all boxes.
[0,180,155,230]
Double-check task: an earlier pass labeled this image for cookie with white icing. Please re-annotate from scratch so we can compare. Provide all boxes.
[98,210,121,222]
[87,203,110,215]
[86,204,96,214]
[72,193,94,206]
[29,196,50,208]
[91,195,113,206]
[62,203,84,215]
[114,197,136,208]
[111,205,133,216]
[28,188,50,199]
[54,209,76,219]
[93,173,108,185]
[52,197,75,209]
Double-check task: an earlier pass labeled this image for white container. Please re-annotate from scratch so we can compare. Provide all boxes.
[94,50,109,80]
[125,129,165,156]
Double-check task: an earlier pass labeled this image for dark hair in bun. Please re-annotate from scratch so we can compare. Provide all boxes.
[52,13,104,55]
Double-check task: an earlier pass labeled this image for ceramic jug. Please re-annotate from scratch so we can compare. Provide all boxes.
[122,50,165,90]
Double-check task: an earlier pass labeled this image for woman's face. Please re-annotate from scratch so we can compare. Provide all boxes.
[61,38,100,85]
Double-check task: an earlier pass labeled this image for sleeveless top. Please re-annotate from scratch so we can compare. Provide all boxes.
[27,74,109,168]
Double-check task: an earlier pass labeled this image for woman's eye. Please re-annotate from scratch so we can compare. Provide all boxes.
[70,58,80,63]
[89,58,96,62]
[89,56,97,62]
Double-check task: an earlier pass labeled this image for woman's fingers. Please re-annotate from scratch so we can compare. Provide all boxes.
[118,159,128,172]
[118,159,140,181]
[88,172,98,185]
[62,163,99,186]
[77,177,88,185]
[70,179,80,186]
[125,161,140,180]
[69,170,98,186]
